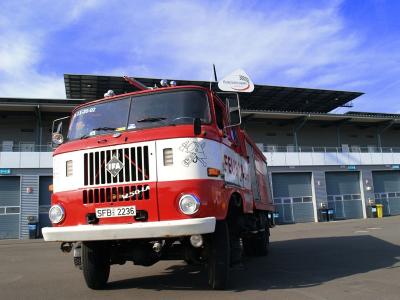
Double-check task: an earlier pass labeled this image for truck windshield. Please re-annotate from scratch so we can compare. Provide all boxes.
[67,90,210,140]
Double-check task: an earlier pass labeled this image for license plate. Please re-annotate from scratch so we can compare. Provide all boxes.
[95,206,136,218]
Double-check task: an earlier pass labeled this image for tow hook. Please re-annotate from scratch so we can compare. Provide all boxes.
[152,241,163,253]
[60,242,73,253]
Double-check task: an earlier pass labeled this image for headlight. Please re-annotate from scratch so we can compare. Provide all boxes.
[49,205,65,224]
[178,194,200,215]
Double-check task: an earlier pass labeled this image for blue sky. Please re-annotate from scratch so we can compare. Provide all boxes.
[0,0,400,113]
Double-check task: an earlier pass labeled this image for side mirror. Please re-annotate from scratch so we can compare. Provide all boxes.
[217,92,241,128]
[51,116,70,148]
[193,118,202,135]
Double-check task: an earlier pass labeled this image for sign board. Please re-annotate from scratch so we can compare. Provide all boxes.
[392,165,400,169]
[347,165,356,170]
[0,168,11,175]
[218,69,254,93]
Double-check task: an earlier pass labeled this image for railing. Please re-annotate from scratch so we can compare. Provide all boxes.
[263,145,400,153]
[263,145,400,166]
[0,144,53,152]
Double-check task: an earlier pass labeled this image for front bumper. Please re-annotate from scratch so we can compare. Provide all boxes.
[42,217,216,242]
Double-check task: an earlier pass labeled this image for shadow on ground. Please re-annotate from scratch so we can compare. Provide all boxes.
[107,235,400,291]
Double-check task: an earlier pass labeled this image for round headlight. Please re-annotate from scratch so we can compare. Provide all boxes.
[52,133,64,145]
[178,194,200,215]
[49,204,65,224]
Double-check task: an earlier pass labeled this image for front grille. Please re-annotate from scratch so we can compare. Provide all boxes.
[83,184,150,204]
[84,146,150,186]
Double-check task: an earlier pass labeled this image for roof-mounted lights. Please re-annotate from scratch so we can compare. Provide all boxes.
[160,80,178,87]
[104,90,115,97]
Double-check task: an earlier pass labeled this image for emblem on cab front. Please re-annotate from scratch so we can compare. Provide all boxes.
[106,155,124,177]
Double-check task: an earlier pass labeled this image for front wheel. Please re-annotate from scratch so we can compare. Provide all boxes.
[208,221,230,290]
[81,242,110,290]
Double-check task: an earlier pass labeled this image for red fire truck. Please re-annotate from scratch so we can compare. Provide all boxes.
[42,77,274,290]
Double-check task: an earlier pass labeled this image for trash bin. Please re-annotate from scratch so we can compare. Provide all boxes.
[318,208,329,222]
[367,205,377,218]
[376,204,383,218]
[27,216,39,239]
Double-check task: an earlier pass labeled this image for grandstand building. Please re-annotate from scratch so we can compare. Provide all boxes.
[1,74,399,238]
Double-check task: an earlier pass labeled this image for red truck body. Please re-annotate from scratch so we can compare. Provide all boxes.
[43,83,274,290]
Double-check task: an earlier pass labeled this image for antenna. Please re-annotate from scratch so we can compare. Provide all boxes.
[213,64,218,82]
[210,64,218,90]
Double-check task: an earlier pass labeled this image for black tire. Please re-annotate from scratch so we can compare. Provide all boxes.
[208,221,230,290]
[81,242,110,290]
[243,226,270,257]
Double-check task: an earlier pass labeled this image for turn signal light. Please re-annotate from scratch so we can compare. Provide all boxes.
[163,148,173,166]
[207,167,220,177]
[66,160,73,177]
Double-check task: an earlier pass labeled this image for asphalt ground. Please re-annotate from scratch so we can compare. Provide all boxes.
[1,216,400,300]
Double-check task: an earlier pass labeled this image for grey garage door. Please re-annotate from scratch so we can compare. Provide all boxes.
[372,171,400,216]
[272,172,314,223]
[0,176,21,239]
[39,176,52,231]
[326,172,363,220]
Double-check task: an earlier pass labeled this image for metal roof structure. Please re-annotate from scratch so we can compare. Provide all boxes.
[0,97,85,112]
[64,74,363,113]
[241,109,400,124]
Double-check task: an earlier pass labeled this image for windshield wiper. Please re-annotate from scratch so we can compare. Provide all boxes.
[79,127,116,139]
[137,117,167,123]
[80,134,91,140]
[91,127,117,131]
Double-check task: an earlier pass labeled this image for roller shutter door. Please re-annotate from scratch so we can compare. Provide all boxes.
[0,177,21,239]
[39,176,52,231]
[272,172,314,223]
[372,171,400,216]
[326,172,363,220]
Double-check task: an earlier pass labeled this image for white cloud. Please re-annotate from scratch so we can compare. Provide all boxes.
[0,0,399,114]
[0,0,105,98]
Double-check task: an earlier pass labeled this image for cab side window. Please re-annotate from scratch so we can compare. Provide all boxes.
[214,102,224,130]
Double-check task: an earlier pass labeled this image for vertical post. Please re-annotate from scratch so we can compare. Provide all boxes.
[35,106,42,150]
[336,125,341,147]
[293,131,298,151]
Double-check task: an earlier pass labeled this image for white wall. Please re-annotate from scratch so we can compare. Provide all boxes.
[264,151,400,167]
[0,152,52,168]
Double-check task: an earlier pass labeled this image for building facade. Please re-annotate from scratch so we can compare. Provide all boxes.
[0,97,84,239]
[1,75,399,239]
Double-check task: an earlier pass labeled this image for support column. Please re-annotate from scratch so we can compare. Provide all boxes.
[376,120,395,149]
[293,116,308,151]
[360,169,375,219]
[34,105,42,149]
[312,171,328,222]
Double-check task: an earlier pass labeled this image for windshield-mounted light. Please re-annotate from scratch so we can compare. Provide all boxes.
[52,133,64,145]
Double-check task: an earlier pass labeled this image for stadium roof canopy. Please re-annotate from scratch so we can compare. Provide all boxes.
[64,74,363,113]
[241,110,400,124]
[0,97,85,112]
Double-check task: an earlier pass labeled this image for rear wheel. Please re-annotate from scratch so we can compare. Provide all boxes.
[81,242,110,290]
[208,221,230,290]
[243,226,270,256]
